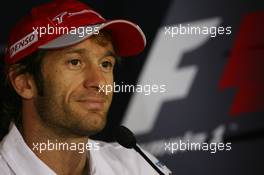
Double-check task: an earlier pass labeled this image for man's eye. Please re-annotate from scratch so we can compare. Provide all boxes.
[67,59,83,69]
[102,61,113,68]
[101,61,114,72]
[69,59,81,65]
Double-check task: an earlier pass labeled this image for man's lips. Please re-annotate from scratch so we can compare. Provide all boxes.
[77,98,106,110]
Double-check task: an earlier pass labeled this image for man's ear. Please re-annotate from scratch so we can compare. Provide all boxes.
[8,69,37,99]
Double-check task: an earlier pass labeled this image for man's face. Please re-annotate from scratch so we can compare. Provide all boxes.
[35,36,116,136]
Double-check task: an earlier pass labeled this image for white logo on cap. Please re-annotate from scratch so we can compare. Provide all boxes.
[52,10,105,25]
[53,11,68,24]
[9,31,38,58]
[68,9,91,17]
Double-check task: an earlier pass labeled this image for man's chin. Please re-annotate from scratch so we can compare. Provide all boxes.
[72,115,107,136]
[85,120,107,136]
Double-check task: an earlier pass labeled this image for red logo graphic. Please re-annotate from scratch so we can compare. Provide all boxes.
[220,11,264,116]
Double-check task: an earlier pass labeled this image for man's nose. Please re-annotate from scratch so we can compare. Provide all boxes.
[83,64,107,92]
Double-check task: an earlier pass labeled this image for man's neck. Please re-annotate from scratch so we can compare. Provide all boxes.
[19,115,90,175]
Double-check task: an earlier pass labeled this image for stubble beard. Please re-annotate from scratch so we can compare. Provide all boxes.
[35,87,110,138]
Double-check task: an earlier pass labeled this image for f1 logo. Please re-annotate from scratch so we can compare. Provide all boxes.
[122,18,221,135]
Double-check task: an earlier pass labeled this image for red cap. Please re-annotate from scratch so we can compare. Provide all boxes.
[5,0,146,64]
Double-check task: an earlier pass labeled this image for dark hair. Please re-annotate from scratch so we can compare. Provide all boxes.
[0,51,45,141]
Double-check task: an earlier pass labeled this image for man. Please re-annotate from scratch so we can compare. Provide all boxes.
[0,0,171,174]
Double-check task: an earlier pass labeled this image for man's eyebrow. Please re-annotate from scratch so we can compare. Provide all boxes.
[102,51,120,63]
[64,48,87,54]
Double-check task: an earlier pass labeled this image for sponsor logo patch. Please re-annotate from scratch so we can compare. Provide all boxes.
[10,31,38,58]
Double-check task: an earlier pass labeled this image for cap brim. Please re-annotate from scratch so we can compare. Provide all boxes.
[39,20,146,56]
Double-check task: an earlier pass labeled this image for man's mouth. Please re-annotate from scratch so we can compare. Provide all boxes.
[77,98,106,110]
